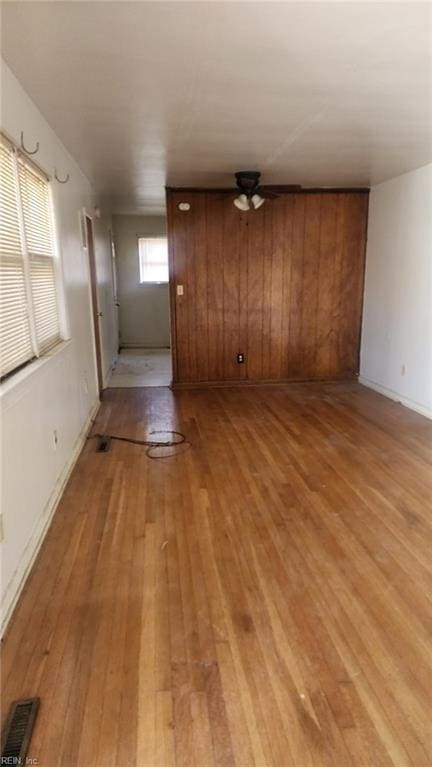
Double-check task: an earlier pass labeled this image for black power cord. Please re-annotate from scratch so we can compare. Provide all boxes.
[88,429,190,459]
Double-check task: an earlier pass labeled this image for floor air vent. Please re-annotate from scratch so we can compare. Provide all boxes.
[1,698,40,764]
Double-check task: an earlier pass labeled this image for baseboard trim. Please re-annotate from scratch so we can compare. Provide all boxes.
[358,376,432,420]
[1,400,100,636]
[119,344,171,350]
[171,375,357,390]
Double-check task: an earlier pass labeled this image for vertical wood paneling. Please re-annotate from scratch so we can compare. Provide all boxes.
[288,194,306,379]
[267,197,287,379]
[206,195,224,382]
[222,204,241,381]
[185,198,198,382]
[261,205,274,380]
[247,207,266,380]
[238,212,249,382]
[280,195,295,378]
[340,194,369,376]
[193,194,208,382]
[330,195,347,379]
[316,194,338,378]
[301,194,322,378]
[166,190,368,385]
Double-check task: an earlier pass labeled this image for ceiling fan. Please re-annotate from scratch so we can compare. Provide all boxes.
[233,171,265,210]
[232,171,301,210]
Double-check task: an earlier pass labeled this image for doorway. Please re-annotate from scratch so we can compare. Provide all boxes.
[108,218,172,387]
[109,348,171,387]
[85,214,104,397]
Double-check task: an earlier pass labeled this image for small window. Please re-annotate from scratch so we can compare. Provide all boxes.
[138,237,168,284]
[0,135,61,381]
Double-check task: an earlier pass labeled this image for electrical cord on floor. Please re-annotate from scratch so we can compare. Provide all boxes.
[88,429,190,459]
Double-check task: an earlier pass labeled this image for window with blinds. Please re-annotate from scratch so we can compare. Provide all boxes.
[0,135,61,380]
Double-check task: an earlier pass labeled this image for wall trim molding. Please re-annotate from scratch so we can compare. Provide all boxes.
[358,376,432,420]
[166,185,370,195]
[171,375,357,390]
[119,344,171,350]
[1,400,100,637]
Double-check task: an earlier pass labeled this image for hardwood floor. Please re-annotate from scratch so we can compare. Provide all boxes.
[2,382,432,766]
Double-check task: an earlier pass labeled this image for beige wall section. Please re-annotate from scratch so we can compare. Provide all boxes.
[360,163,432,418]
[112,214,170,348]
[0,60,118,632]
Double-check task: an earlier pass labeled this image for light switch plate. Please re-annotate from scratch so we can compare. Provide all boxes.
[177,285,184,296]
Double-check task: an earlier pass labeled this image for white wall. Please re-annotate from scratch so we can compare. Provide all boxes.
[0,61,118,632]
[360,163,432,418]
[113,214,170,348]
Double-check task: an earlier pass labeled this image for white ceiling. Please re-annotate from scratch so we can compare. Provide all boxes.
[2,1,431,213]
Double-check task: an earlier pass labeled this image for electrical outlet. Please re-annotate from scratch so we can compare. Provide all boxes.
[53,429,59,450]
[83,376,89,395]
[237,353,245,364]
[401,364,407,376]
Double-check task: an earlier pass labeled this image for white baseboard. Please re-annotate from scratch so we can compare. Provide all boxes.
[1,400,100,636]
[358,376,432,420]
[119,343,171,350]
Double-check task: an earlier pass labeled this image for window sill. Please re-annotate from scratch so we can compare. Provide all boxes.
[139,282,169,286]
[0,339,72,401]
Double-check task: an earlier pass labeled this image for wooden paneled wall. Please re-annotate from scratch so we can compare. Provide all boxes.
[166,190,368,385]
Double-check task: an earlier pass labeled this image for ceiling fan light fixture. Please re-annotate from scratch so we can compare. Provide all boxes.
[251,193,265,209]
[234,193,250,211]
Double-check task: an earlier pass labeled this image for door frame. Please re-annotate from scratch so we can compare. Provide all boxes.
[109,228,120,354]
[83,211,104,397]
[166,194,179,383]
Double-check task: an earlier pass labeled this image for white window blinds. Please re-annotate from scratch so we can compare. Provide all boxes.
[0,138,34,378]
[0,135,61,379]
[18,157,60,355]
